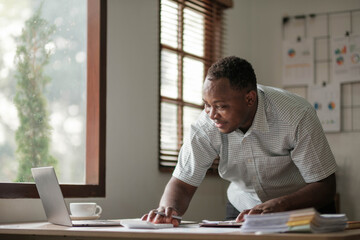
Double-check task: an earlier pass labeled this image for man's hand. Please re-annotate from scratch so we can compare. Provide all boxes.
[141,206,181,227]
[236,197,289,222]
[236,173,336,222]
[141,177,197,227]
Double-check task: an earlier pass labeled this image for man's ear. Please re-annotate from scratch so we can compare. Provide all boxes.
[245,90,257,106]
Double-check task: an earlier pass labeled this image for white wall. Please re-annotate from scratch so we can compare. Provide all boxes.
[1,0,360,223]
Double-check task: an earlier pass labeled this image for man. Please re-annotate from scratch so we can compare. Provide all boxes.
[142,56,337,227]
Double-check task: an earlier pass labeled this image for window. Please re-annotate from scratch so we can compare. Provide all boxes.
[159,0,232,172]
[0,0,106,198]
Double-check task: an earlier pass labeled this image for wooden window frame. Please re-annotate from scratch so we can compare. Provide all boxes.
[159,0,231,173]
[0,0,107,198]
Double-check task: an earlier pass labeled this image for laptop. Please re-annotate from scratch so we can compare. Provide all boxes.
[31,166,121,227]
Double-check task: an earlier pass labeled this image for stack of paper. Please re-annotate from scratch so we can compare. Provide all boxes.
[240,208,348,233]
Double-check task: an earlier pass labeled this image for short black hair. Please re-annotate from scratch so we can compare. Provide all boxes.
[206,56,257,91]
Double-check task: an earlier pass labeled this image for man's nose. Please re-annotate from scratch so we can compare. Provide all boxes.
[208,107,217,120]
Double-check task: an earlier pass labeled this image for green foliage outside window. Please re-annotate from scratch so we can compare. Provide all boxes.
[13,4,57,182]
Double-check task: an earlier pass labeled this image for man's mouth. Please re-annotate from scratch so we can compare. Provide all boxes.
[214,121,225,128]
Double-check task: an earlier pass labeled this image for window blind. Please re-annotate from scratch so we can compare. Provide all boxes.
[159,0,232,172]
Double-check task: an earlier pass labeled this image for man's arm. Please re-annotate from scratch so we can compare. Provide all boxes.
[237,173,336,221]
[142,176,197,226]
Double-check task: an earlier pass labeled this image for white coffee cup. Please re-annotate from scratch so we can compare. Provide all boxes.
[70,202,102,217]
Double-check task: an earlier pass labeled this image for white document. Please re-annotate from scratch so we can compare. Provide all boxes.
[307,83,341,132]
[282,39,314,86]
[332,35,360,83]
[120,219,173,229]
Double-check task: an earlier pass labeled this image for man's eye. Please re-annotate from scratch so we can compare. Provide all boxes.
[216,105,226,110]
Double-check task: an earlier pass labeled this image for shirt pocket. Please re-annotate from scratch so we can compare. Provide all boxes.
[255,155,297,183]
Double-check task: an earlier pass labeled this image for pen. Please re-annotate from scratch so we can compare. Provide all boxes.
[154,211,182,220]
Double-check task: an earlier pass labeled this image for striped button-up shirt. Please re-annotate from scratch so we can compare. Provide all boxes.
[173,85,337,212]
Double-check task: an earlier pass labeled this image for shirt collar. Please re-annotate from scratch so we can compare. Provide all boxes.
[249,87,269,133]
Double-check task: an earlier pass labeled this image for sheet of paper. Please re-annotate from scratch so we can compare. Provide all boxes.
[120,219,173,229]
[199,220,242,227]
[332,35,360,83]
[307,83,340,132]
[97,222,241,234]
[282,39,314,86]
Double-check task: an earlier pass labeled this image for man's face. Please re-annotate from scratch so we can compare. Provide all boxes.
[202,77,257,134]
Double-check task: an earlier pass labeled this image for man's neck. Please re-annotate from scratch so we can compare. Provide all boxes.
[239,95,258,134]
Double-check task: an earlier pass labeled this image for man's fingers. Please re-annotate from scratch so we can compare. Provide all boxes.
[144,207,181,226]
[165,207,175,217]
[171,218,180,227]
[141,214,148,221]
[146,209,161,222]
[236,208,265,222]
[153,213,165,223]
[248,208,263,215]
[236,209,250,222]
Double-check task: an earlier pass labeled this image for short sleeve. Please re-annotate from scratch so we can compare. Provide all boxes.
[291,107,337,183]
[173,123,218,187]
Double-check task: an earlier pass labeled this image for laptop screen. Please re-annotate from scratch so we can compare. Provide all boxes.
[32,167,72,226]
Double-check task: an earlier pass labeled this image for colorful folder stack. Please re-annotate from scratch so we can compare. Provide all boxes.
[240,208,348,233]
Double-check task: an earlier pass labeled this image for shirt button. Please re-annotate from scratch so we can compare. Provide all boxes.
[247,159,252,163]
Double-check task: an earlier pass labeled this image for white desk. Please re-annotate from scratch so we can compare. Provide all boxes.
[1,221,360,240]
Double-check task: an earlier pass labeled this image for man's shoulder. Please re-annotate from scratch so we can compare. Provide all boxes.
[195,111,219,134]
[258,85,314,124]
[185,111,222,151]
[258,85,308,103]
